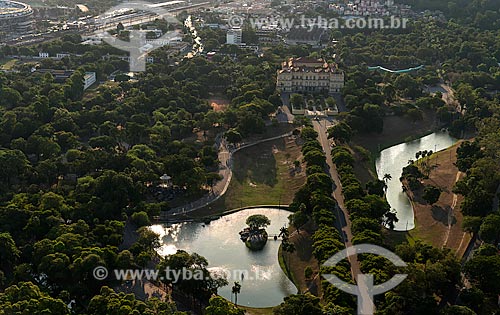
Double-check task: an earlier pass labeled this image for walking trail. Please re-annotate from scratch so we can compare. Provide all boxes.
[165,131,294,218]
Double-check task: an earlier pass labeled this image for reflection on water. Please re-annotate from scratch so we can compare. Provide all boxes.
[375,131,457,231]
[151,208,297,307]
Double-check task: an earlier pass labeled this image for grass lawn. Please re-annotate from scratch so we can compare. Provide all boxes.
[189,134,306,217]
[0,59,18,70]
[410,142,471,256]
[278,245,299,290]
[279,222,321,296]
[385,142,471,257]
[227,137,304,207]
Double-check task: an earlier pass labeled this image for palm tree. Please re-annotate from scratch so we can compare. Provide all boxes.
[415,151,421,162]
[421,150,428,160]
[281,230,295,278]
[383,210,399,230]
[282,240,296,274]
[383,173,392,183]
[421,150,429,167]
[232,282,241,306]
[425,150,434,176]
[278,226,289,239]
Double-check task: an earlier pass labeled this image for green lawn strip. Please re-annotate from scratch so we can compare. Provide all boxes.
[188,137,305,218]
[278,245,300,290]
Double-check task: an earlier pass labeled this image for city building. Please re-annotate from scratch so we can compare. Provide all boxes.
[83,72,96,90]
[285,27,327,48]
[329,0,410,17]
[226,27,242,45]
[256,28,280,44]
[0,0,34,38]
[35,69,75,83]
[276,57,344,94]
[56,53,71,59]
[34,69,96,90]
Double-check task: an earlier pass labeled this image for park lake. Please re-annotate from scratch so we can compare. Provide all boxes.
[151,208,296,308]
[375,131,457,231]
[149,131,458,308]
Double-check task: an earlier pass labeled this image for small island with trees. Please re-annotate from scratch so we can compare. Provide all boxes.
[239,214,271,250]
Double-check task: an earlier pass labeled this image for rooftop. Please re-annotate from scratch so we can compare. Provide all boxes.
[279,57,342,74]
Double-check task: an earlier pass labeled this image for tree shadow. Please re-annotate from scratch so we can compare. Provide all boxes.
[232,144,279,187]
[431,205,447,225]
[431,205,451,225]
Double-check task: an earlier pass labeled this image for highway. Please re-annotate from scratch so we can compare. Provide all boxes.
[92,2,211,32]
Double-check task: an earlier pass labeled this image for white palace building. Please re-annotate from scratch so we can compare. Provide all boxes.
[276,57,344,95]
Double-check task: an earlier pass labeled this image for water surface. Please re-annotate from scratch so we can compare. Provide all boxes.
[151,208,297,307]
[375,131,457,231]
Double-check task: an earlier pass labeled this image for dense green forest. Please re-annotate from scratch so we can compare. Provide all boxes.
[0,32,290,313]
[400,0,500,29]
[0,1,500,314]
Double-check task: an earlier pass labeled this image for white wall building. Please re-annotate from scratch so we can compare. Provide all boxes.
[277,57,344,95]
[226,27,242,45]
[83,72,96,90]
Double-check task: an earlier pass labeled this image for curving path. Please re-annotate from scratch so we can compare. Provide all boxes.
[443,171,463,248]
[163,131,294,218]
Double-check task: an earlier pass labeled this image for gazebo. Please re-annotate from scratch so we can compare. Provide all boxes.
[159,174,173,188]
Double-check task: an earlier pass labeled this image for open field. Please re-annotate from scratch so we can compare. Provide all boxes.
[189,134,306,218]
[386,142,471,257]
[227,136,305,207]
[281,222,321,297]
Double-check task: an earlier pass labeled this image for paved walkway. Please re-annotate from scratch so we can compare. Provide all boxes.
[313,119,361,280]
[443,171,463,248]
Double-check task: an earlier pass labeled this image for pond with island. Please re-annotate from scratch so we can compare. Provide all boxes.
[150,208,296,308]
[148,132,457,307]
[375,131,458,231]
